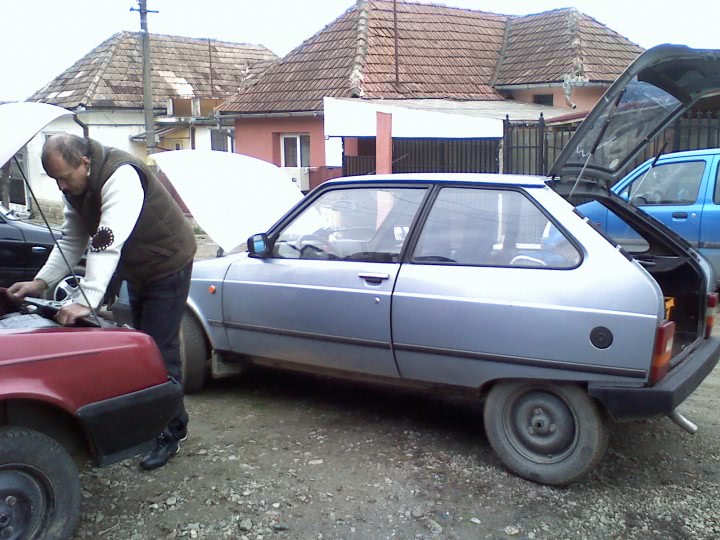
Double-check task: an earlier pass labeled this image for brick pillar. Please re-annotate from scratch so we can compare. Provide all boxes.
[376,112,392,174]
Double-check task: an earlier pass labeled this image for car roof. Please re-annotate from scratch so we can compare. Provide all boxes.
[324,173,548,188]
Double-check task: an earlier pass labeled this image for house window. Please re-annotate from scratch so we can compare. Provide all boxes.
[533,94,554,106]
[281,134,310,167]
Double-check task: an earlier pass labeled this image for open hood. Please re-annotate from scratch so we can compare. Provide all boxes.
[152,150,303,253]
[0,102,73,169]
[549,44,720,184]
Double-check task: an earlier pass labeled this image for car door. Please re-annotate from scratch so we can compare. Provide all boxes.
[0,213,27,287]
[390,185,653,387]
[697,155,720,273]
[614,158,708,248]
[222,185,428,377]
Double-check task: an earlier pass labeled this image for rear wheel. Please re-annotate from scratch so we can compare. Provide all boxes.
[0,428,81,540]
[179,311,209,393]
[483,380,608,485]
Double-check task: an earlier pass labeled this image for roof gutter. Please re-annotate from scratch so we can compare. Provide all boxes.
[216,110,324,119]
[495,81,608,90]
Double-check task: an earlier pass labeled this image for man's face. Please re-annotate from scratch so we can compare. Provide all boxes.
[44,151,89,197]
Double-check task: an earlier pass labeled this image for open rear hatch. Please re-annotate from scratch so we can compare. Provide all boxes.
[549,45,720,366]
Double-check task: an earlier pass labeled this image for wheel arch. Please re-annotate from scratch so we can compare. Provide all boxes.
[0,398,89,459]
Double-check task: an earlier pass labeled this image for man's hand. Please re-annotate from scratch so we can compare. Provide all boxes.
[55,303,92,326]
[7,279,48,301]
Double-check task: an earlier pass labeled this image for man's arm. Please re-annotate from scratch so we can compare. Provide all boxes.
[33,200,89,291]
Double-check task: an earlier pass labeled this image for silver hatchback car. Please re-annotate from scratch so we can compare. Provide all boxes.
[173,45,720,485]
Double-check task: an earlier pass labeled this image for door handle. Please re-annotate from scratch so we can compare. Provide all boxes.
[358,272,389,284]
[31,246,48,253]
[672,212,688,219]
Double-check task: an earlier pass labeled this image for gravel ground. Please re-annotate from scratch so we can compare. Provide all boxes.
[65,235,720,539]
[71,342,720,539]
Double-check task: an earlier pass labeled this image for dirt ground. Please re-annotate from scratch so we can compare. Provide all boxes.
[70,301,720,539]
[69,234,720,539]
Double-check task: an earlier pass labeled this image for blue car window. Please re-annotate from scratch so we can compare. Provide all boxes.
[628,161,705,206]
[413,187,580,269]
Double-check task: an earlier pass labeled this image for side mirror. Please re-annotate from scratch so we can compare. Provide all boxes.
[247,233,271,258]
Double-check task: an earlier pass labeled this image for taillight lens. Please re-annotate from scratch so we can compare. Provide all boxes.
[705,293,718,339]
[650,320,675,384]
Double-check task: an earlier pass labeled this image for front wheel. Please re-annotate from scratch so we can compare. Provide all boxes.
[483,381,608,485]
[179,312,209,393]
[0,428,81,540]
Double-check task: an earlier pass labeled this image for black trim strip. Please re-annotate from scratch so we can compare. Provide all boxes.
[223,321,391,350]
[393,342,647,378]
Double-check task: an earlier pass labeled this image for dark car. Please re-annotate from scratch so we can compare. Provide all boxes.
[0,203,59,287]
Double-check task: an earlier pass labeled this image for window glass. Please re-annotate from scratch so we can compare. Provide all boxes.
[273,187,426,262]
[413,187,580,269]
[627,161,705,206]
[282,137,298,167]
[300,135,310,167]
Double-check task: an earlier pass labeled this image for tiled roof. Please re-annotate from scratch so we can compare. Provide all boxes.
[494,8,643,86]
[221,1,644,115]
[29,32,278,109]
[220,0,508,114]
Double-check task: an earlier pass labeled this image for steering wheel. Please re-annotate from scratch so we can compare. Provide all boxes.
[298,234,338,258]
[509,255,548,267]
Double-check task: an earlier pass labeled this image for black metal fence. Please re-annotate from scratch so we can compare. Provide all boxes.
[343,138,500,176]
[504,111,720,179]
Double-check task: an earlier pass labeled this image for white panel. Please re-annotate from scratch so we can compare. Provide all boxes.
[323,97,502,139]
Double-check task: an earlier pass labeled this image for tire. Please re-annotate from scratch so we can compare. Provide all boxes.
[0,427,81,540]
[179,311,209,393]
[483,380,608,486]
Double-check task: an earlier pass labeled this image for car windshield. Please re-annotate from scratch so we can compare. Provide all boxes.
[564,78,682,176]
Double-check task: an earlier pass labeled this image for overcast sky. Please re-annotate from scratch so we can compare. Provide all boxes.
[1,0,718,102]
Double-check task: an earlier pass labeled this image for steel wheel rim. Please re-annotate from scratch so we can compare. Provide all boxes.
[0,465,54,540]
[501,387,578,464]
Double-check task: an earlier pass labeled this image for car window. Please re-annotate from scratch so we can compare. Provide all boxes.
[714,162,720,204]
[272,187,426,262]
[627,161,705,206]
[412,187,580,269]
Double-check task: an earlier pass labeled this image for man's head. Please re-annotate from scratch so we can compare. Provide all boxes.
[41,134,91,196]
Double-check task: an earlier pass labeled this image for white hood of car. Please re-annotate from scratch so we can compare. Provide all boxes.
[152,150,303,252]
[0,102,72,169]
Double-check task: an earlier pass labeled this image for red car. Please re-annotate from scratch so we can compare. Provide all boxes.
[0,102,182,540]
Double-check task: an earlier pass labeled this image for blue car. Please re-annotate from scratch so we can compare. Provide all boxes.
[579,149,720,284]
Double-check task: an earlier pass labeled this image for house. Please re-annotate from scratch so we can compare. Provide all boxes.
[24,31,277,213]
[218,0,643,190]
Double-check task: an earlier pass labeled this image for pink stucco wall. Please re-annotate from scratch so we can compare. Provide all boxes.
[507,86,607,113]
[234,116,326,166]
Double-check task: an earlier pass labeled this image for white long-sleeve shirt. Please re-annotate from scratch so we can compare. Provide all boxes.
[36,165,143,308]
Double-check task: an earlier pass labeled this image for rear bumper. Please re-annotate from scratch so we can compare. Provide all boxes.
[76,378,183,466]
[588,337,720,421]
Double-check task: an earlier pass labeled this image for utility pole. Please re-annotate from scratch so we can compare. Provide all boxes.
[132,0,158,154]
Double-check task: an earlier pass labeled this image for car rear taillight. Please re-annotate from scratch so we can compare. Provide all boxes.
[650,320,675,384]
[705,293,718,339]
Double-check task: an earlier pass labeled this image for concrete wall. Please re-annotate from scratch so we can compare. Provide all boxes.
[234,117,325,166]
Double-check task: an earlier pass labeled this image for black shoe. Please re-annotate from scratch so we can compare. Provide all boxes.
[140,432,180,470]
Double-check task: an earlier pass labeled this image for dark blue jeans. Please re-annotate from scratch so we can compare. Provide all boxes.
[128,261,192,439]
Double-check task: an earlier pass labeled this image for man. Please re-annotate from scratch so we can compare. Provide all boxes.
[8,134,196,470]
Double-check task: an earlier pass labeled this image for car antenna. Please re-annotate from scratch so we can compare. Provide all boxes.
[12,155,103,327]
[569,89,626,201]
